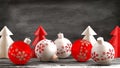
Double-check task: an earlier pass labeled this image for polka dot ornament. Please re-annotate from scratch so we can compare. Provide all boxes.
[8,41,32,65]
[71,39,92,62]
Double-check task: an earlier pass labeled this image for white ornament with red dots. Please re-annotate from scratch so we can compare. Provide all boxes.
[54,33,72,58]
[35,39,58,61]
[91,37,115,64]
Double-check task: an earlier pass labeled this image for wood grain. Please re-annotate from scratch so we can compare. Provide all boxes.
[0,58,120,67]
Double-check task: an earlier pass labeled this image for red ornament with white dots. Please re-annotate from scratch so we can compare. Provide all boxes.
[92,37,115,64]
[54,33,72,58]
[8,41,32,65]
[71,39,92,62]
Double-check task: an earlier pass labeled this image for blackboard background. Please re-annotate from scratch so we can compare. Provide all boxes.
[0,0,120,42]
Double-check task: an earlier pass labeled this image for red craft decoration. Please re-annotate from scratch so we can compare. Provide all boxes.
[8,41,32,65]
[32,26,47,58]
[71,39,92,62]
[109,26,120,58]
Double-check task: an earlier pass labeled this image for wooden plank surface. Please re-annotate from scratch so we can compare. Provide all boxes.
[0,58,120,68]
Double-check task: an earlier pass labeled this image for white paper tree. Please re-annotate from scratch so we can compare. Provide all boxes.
[81,26,97,46]
[0,26,14,58]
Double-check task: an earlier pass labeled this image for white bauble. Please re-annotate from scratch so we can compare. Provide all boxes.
[54,33,72,58]
[92,37,115,65]
[35,39,57,61]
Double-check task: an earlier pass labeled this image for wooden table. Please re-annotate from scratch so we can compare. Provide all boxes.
[0,58,120,68]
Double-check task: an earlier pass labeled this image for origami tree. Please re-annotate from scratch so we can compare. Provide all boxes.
[32,26,47,57]
[109,26,120,58]
[32,26,47,46]
[0,26,14,58]
[81,26,97,46]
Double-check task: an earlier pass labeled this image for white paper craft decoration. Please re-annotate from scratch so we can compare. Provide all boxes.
[82,26,97,46]
[0,26,14,58]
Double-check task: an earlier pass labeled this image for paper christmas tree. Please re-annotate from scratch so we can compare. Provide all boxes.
[32,26,47,46]
[32,26,47,57]
[81,26,97,46]
[0,26,14,58]
[109,26,120,58]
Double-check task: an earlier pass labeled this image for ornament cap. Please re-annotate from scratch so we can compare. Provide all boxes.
[58,33,64,39]
[24,37,31,45]
[97,37,104,45]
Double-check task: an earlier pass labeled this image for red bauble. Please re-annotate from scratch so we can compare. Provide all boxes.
[71,39,92,62]
[8,41,32,65]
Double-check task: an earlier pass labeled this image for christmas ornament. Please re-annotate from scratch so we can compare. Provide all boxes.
[92,37,115,65]
[8,41,32,65]
[109,26,120,58]
[35,39,58,61]
[82,26,97,46]
[32,26,47,58]
[0,26,14,58]
[71,39,92,62]
[54,33,72,58]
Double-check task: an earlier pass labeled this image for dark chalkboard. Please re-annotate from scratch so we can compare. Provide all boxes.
[0,0,120,43]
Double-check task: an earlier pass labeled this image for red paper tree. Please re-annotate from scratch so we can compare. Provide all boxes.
[32,26,47,58]
[109,26,120,58]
